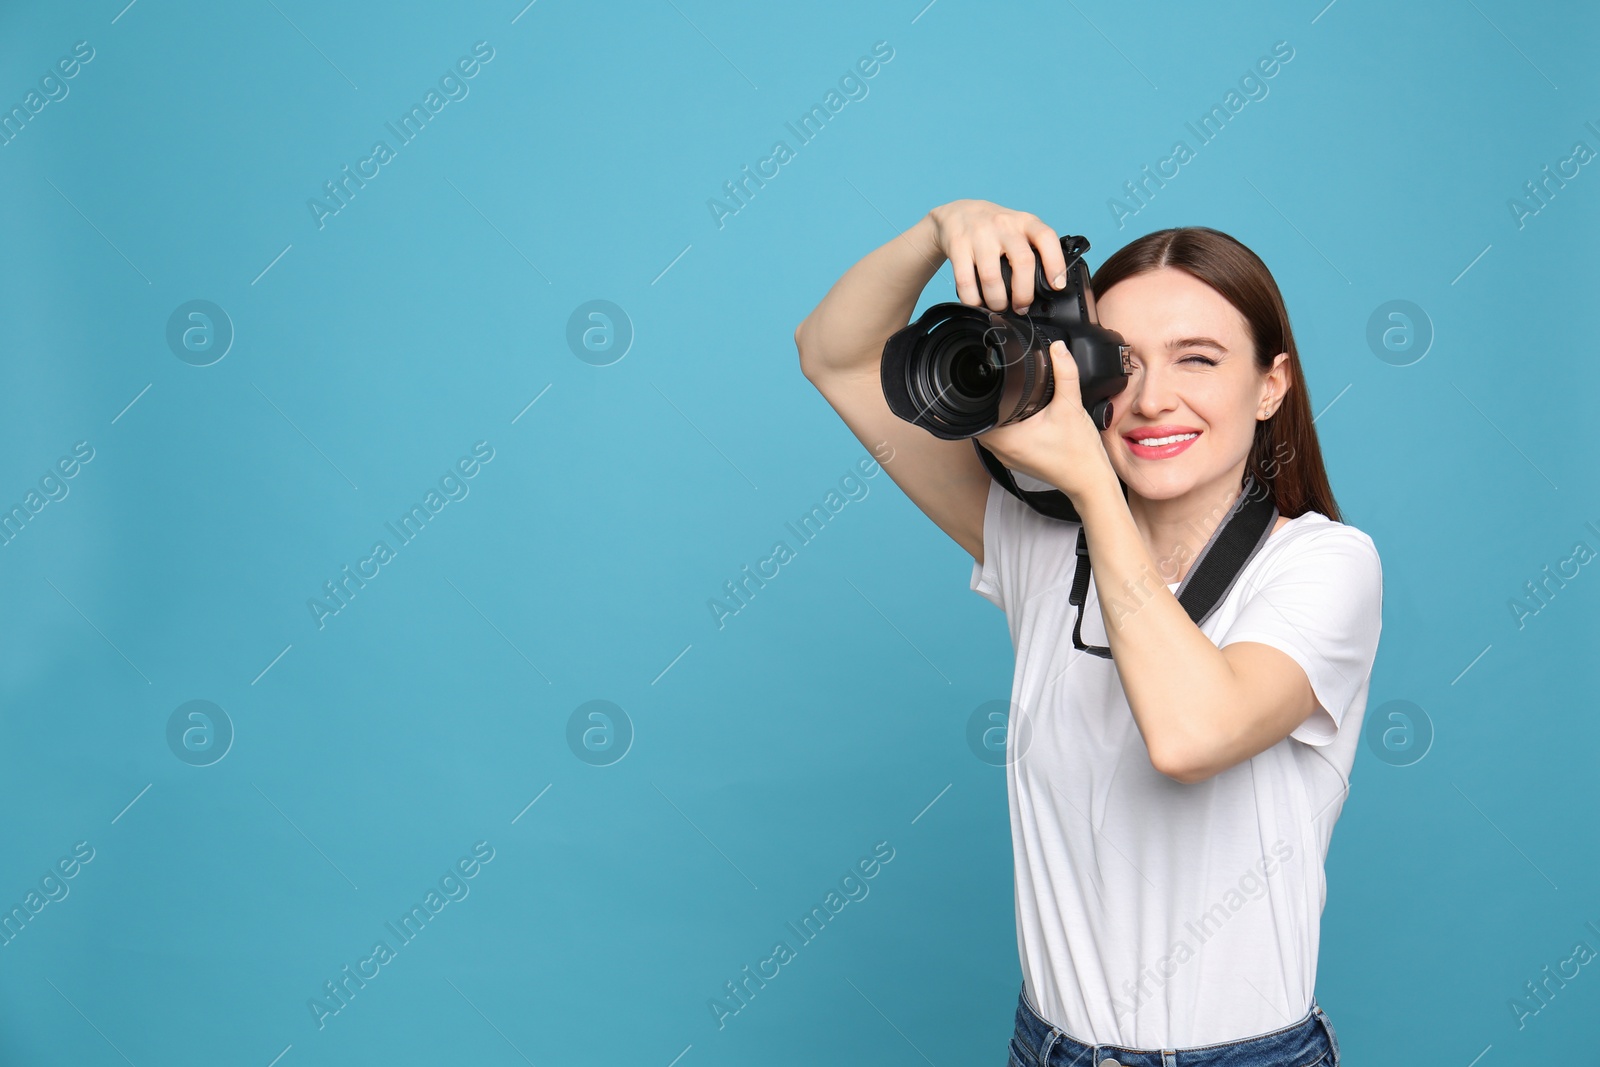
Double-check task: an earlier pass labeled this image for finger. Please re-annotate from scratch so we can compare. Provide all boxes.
[947,240,983,307]
[1051,339,1079,384]
[1026,218,1069,289]
[970,236,1011,312]
[998,231,1038,312]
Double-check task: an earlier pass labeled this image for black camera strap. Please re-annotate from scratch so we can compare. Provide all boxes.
[972,439,1279,658]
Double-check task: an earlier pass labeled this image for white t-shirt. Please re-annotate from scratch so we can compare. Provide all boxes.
[970,477,1383,1050]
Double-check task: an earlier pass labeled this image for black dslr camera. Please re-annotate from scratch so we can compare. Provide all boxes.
[880,234,1132,440]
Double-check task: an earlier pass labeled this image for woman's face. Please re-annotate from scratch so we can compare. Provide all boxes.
[1093,267,1289,503]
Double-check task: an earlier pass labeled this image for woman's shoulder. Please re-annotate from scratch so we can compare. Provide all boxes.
[1265,510,1382,570]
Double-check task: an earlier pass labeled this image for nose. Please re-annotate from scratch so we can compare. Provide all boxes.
[1124,357,1180,422]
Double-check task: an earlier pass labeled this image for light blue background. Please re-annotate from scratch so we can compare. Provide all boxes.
[1,1,1596,1064]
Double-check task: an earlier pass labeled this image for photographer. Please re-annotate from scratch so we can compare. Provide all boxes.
[795,200,1381,1065]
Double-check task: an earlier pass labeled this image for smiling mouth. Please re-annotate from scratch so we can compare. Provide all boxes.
[1124,431,1201,458]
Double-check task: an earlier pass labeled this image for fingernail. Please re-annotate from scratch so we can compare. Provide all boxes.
[1053,272,1067,288]
[1015,304,1030,315]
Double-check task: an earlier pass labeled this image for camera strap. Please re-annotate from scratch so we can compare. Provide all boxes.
[972,440,1279,658]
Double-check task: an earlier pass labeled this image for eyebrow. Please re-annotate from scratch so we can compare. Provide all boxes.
[1165,336,1228,352]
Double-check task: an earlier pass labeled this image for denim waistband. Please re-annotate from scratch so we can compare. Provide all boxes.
[1009,982,1340,1067]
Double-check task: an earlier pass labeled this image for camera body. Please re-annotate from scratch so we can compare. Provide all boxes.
[881,234,1132,440]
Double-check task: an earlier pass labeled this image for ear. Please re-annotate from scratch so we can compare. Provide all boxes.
[1259,352,1291,418]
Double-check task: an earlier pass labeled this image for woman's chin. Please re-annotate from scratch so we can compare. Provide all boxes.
[1120,462,1208,501]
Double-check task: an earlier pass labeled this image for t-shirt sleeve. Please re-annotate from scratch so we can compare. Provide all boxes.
[969,478,1008,611]
[1218,526,1384,747]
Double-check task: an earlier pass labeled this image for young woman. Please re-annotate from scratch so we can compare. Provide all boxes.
[795,199,1381,1067]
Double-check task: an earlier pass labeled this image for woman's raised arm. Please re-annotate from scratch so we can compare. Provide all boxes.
[794,201,1071,563]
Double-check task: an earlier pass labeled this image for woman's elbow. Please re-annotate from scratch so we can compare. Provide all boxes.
[795,319,829,380]
[1151,743,1222,785]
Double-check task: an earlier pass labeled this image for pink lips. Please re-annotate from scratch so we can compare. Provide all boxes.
[1123,427,1201,460]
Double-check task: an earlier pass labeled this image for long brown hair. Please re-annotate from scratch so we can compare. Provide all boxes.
[1091,227,1342,523]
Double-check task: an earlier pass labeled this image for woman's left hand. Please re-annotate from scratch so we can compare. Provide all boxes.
[975,340,1120,503]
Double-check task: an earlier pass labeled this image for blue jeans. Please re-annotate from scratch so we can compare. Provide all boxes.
[1007,982,1342,1067]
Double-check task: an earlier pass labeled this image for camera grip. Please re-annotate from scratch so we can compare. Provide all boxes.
[996,234,1091,309]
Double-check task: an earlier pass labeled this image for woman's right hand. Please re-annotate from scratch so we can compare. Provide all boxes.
[925,199,1071,316]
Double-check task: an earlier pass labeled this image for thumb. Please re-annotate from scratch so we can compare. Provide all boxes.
[1051,339,1079,385]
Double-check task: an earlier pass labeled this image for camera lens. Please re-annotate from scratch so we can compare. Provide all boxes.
[946,341,999,399]
[882,306,1063,439]
[930,333,1001,410]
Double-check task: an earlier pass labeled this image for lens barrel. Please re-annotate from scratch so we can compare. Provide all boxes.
[892,308,1057,438]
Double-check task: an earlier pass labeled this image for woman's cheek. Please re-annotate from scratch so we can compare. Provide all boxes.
[1104,435,1133,479]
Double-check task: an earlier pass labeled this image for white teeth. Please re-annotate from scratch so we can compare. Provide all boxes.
[1134,433,1197,447]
